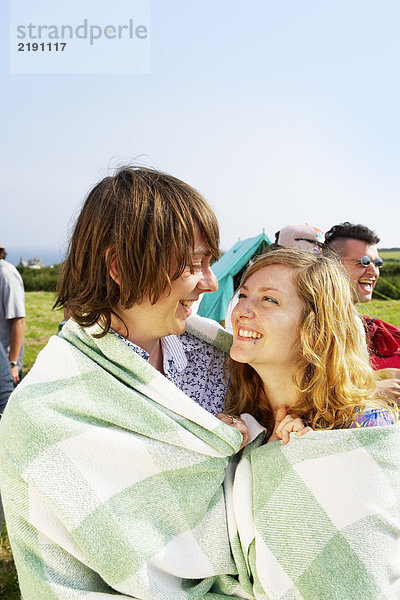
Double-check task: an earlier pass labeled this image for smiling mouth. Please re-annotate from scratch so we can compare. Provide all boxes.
[180,300,195,308]
[179,299,196,317]
[358,279,375,291]
[237,327,263,340]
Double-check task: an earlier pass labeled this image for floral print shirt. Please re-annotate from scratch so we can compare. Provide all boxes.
[113,330,227,415]
[350,408,395,428]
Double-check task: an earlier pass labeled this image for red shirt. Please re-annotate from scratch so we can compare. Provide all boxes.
[362,316,400,370]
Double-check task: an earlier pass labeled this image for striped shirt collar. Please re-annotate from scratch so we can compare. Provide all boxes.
[111,330,202,373]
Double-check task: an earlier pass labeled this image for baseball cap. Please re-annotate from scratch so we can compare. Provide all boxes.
[276,223,325,253]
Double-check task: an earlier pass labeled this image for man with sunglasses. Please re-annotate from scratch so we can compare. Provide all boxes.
[325,222,400,399]
[325,222,382,303]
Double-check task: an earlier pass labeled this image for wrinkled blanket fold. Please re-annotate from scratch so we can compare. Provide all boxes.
[0,316,248,599]
[226,423,400,599]
[1,315,399,599]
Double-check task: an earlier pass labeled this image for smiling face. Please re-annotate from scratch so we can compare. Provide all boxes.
[340,239,381,303]
[149,230,218,336]
[112,227,218,349]
[230,264,304,371]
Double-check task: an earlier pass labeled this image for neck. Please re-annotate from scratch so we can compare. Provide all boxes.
[110,312,164,373]
[253,364,300,421]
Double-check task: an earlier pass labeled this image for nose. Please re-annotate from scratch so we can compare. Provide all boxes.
[233,297,255,320]
[198,265,218,293]
[365,262,379,277]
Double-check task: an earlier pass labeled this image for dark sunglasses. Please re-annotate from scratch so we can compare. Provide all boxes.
[294,238,325,248]
[357,256,384,268]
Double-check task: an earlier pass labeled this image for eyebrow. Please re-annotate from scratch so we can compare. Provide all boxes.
[241,285,281,293]
[344,257,375,261]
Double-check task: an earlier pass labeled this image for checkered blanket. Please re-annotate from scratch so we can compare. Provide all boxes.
[225,423,400,599]
[1,315,399,599]
[0,316,250,599]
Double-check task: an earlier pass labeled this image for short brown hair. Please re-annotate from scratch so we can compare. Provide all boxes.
[54,166,220,334]
[324,222,380,257]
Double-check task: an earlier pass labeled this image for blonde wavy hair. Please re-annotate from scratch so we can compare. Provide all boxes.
[226,247,397,430]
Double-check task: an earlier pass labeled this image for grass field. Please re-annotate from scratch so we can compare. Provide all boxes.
[23,291,62,372]
[0,522,18,599]
[359,299,400,327]
[1,292,400,598]
[379,249,400,261]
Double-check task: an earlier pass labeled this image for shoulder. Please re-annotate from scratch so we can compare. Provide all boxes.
[179,331,227,361]
[352,407,395,428]
[186,313,232,354]
[362,316,400,336]
[0,260,24,285]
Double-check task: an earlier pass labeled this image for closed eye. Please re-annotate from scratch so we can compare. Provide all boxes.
[186,258,209,273]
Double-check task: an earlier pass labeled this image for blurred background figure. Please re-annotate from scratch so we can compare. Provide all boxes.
[324,222,381,304]
[0,342,14,531]
[325,222,400,400]
[224,223,325,332]
[275,222,325,254]
[0,243,25,384]
[0,343,13,416]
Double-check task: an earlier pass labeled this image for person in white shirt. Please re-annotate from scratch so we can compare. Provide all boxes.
[0,244,25,383]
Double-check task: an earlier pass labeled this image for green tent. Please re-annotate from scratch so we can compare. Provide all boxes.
[198,232,271,323]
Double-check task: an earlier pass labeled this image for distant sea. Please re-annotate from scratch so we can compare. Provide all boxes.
[5,248,65,267]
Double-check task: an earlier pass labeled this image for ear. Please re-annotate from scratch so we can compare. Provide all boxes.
[106,247,120,285]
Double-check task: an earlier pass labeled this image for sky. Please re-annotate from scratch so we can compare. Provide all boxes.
[1,0,400,265]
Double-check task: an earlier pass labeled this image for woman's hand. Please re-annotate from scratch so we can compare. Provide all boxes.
[268,407,311,445]
[216,413,249,450]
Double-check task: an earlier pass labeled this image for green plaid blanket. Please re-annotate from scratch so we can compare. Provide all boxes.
[0,316,250,599]
[1,315,399,599]
[225,423,400,599]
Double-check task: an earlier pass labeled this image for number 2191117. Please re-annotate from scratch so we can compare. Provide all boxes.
[18,42,67,51]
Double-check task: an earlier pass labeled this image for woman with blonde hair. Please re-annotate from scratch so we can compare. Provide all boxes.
[226,246,397,440]
[220,247,400,599]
